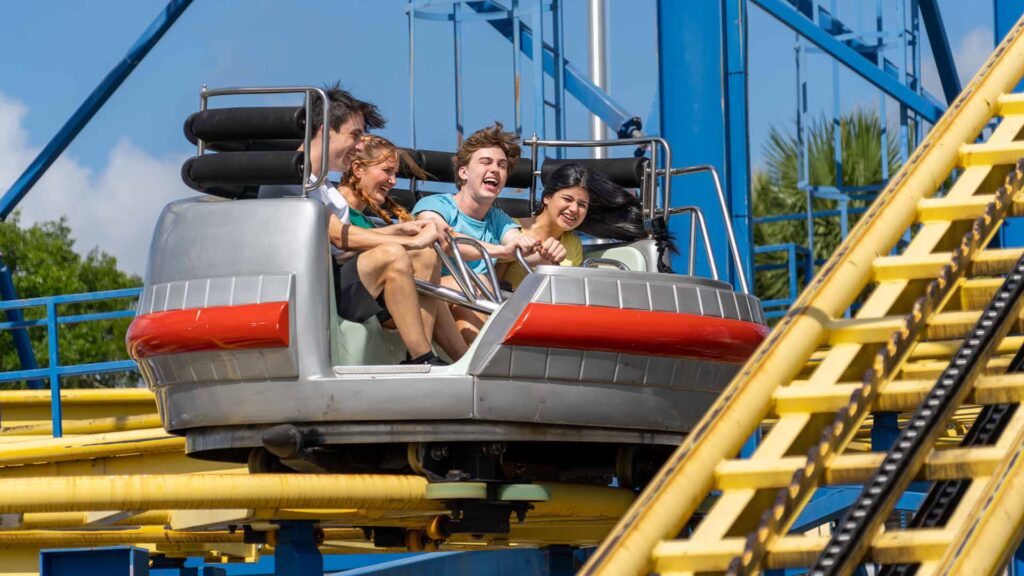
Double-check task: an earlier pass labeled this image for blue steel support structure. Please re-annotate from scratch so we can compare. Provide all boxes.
[750,0,944,125]
[997,0,1024,249]
[657,0,751,286]
[918,0,962,104]
[461,1,641,136]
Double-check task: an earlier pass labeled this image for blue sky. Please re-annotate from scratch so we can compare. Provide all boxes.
[0,0,1002,274]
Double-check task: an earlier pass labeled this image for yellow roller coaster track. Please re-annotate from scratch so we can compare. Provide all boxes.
[581,12,1024,576]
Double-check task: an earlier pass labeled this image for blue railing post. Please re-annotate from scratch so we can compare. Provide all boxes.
[45,301,63,438]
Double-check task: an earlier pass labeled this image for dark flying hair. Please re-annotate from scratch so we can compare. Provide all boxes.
[540,163,677,270]
[309,81,386,135]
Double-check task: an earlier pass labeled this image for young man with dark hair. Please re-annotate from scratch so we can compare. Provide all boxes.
[412,122,565,343]
[263,83,447,366]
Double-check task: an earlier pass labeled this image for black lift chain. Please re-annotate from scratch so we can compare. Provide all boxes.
[878,346,1024,576]
[727,161,1024,576]
[810,250,1024,576]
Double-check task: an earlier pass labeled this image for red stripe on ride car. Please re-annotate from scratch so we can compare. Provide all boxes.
[126,301,289,359]
[503,302,767,363]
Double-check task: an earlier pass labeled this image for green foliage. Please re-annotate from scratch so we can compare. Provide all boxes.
[0,213,142,388]
[752,108,901,306]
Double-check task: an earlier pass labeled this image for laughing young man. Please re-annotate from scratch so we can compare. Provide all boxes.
[412,122,566,344]
[261,83,448,366]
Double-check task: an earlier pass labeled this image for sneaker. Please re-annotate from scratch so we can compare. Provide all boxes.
[400,351,449,366]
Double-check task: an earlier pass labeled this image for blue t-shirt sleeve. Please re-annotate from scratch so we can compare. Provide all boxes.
[488,207,520,242]
[412,194,456,223]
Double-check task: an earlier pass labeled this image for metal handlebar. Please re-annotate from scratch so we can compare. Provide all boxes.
[450,236,503,304]
[666,206,719,280]
[513,247,533,276]
[659,164,748,293]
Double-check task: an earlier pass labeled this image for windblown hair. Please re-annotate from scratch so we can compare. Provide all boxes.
[540,163,677,270]
[341,135,427,224]
[309,81,386,135]
[453,122,521,189]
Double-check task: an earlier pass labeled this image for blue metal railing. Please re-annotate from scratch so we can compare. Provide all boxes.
[0,288,141,437]
[754,243,813,319]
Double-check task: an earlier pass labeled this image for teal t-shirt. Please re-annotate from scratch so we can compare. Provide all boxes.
[412,193,520,275]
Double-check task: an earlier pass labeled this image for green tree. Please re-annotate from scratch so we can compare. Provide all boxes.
[752,108,901,305]
[0,213,142,389]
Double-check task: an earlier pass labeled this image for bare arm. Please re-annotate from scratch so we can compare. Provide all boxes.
[328,214,437,251]
[415,211,509,261]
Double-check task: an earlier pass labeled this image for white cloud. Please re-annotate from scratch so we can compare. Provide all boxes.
[0,91,192,276]
[922,26,993,98]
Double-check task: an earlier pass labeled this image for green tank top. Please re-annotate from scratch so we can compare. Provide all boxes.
[349,209,376,229]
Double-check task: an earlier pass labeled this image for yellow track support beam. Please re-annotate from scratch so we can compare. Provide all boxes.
[959,141,1024,168]
[0,474,633,517]
[0,526,366,547]
[0,428,181,467]
[873,247,1024,281]
[0,414,161,436]
[772,372,1024,414]
[0,388,157,424]
[652,529,952,573]
[581,12,1024,576]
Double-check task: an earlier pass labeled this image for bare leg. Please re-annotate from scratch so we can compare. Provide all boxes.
[440,275,490,346]
[408,246,441,342]
[433,301,468,361]
[356,243,432,358]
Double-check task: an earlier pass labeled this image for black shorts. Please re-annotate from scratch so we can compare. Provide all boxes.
[333,254,391,323]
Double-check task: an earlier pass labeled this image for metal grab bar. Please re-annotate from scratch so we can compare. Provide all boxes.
[450,236,503,304]
[660,164,748,293]
[582,258,629,271]
[666,206,719,280]
[431,241,476,303]
[198,86,330,196]
[414,279,498,314]
[514,247,533,276]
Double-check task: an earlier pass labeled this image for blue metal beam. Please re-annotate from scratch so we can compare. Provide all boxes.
[0,0,192,220]
[995,0,1024,249]
[463,1,639,135]
[657,0,750,288]
[751,0,944,124]
[919,0,962,104]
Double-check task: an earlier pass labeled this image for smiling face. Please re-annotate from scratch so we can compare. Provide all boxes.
[544,185,590,232]
[325,112,366,172]
[354,154,398,208]
[458,147,509,199]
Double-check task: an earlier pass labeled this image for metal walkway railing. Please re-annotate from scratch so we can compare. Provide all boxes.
[0,288,141,437]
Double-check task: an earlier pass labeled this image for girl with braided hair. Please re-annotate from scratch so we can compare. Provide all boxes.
[336,134,426,227]
[335,135,470,361]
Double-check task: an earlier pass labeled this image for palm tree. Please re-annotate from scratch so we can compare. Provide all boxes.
[752,108,901,307]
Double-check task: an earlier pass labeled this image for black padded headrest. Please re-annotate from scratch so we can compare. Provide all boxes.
[197,139,303,153]
[398,148,534,189]
[181,151,305,192]
[540,157,649,189]
[184,107,306,146]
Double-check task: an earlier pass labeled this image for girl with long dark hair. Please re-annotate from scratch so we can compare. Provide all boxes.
[500,162,673,288]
